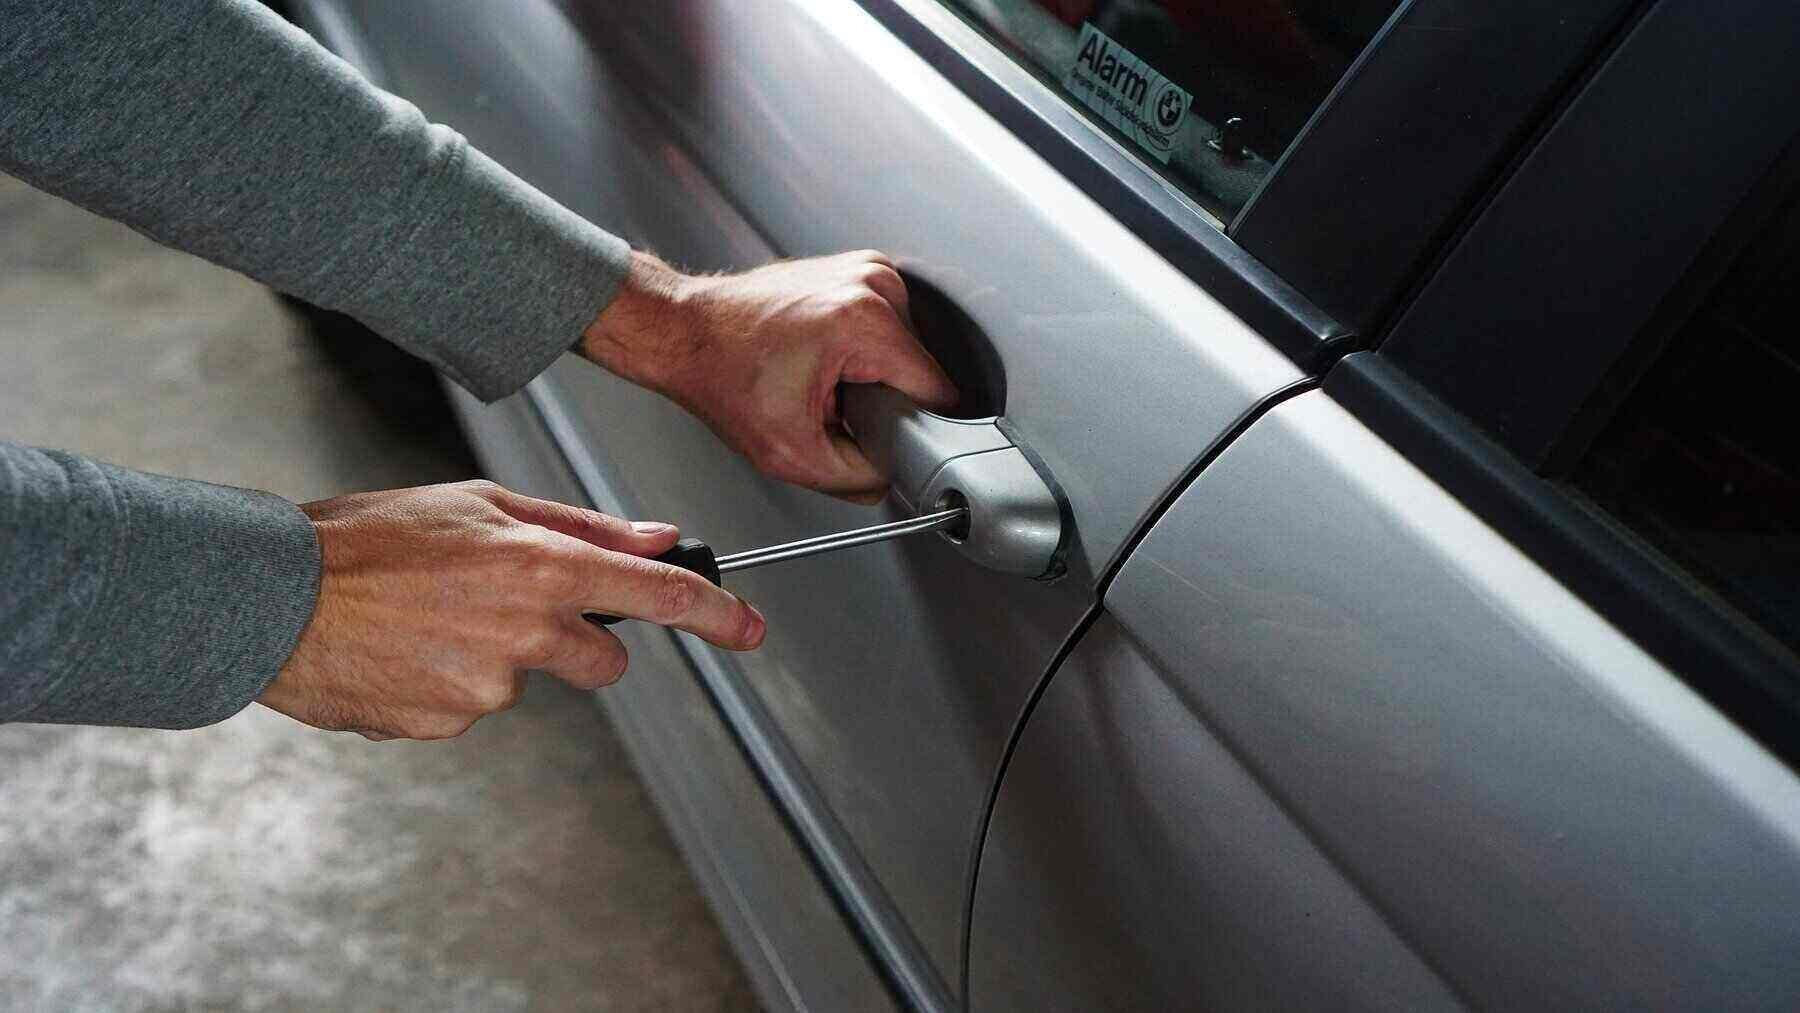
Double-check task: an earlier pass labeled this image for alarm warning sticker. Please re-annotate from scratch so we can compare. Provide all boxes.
[1063,23,1192,164]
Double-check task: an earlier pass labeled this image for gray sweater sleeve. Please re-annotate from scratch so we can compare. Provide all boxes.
[0,1,635,728]
[0,0,633,401]
[1,444,321,728]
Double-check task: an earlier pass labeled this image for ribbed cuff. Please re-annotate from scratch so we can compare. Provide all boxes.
[23,463,322,729]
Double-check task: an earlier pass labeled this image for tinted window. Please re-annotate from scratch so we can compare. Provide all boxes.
[941,0,1399,220]
[1573,184,1800,653]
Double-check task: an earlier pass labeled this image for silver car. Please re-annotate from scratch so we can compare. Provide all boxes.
[285,1,1800,1009]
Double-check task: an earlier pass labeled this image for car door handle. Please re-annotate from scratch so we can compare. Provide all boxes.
[842,383,1065,579]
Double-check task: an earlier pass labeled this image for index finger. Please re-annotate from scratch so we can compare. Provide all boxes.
[486,487,681,557]
[839,301,960,413]
[868,329,961,413]
[577,547,767,651]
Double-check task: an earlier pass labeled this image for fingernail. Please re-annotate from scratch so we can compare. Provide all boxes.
[745,604,767,648]
[632,521,675,535]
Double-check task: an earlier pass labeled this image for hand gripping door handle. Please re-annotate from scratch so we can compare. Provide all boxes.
[841,384,1065,580]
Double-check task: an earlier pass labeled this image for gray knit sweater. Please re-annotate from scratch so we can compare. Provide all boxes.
[1,0,633,727]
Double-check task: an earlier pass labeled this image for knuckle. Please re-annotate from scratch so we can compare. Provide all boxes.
[518,535,579,590]
[423,717,477,741]
[512,524,557,550]
[514,622,563,668]
[755,437,790,469]
[517,556,562,595]
[848,287,891,315]
[730,603,761,649]
[747,433,786,468]
[396,710,477,740]
[310,700,362,734]
[471,677,520,714]
[395,714,437,739]
[651,567,700,622]
[753,440,808,484]
[458,478,505,500]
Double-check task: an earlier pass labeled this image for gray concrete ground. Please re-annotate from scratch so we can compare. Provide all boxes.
[0,174,757,1010]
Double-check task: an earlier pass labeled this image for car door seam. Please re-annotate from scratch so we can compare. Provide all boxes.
[958,374,1319,1001]
[523,375,952,1013]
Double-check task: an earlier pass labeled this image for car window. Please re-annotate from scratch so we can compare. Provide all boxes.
[939,0,1400,221]
[1571,181,1800,654]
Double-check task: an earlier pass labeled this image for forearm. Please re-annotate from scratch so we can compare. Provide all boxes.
[0,443,319,728]
[0,0,630,401]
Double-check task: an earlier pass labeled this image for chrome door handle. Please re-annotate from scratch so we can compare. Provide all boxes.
[842,384,1065,579]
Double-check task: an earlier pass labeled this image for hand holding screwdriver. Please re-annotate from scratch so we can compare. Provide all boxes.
[260,482,769,741]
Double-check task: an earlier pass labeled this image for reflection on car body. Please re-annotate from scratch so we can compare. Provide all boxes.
[289,0,1800,1008]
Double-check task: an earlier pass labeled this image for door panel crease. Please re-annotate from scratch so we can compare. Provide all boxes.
[959,375,1319,999]
[526,376,954,1013]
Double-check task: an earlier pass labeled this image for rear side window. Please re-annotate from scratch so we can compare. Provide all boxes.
[1572,184,1800,653]
[939,0,1399,220]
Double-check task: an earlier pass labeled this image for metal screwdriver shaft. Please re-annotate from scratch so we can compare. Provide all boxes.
[585,507,969,627]
[715,507,967,574]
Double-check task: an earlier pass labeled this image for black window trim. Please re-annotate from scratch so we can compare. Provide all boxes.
[1329,353,1800,769]
[1335,0,1800,766]
[853,0,1640,373]
[1379,0,1800,470]
[1231,0,1648,337]
[853,0,1350,370]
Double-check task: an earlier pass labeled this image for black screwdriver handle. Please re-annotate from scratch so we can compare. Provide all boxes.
[584,538,722,627]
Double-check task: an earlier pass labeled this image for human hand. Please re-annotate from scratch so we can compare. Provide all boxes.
[259,481,764,741]
[580,250,959,503]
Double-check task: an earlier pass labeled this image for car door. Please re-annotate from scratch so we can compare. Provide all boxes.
[284,0,1701,1006]
[292,0,1305,1000]
[971,1,1800,1008]
[283,0,1681,1006]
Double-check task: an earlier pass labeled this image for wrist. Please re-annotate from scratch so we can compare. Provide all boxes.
[581,251,705,393]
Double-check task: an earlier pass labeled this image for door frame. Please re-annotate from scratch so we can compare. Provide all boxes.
[1348,0,1800,764]
[854,0,1647,367]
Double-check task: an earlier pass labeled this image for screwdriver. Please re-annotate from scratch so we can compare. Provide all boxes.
[585,506,969,627]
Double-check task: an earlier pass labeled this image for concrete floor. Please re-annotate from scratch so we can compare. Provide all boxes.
[0,174,757,1010]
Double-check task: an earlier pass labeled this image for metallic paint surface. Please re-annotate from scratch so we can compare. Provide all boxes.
[558,0,1305,581]
[265,4,1800,1006]
[1093,391,1800,1008]
[970,614,1462,1011]
[324,0,1303,990]
[526,375,955,1011]
[445,382,899,1013]
[294,4,903,1006]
